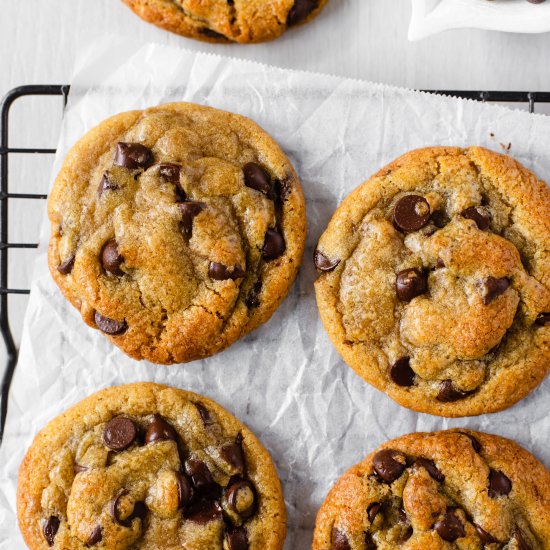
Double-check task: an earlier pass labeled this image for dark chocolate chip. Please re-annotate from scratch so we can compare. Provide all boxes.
[287,0,319,26]
[57,255,75,275]
[367,502,382,523]
[331,528,351,550]
[144,414,178,444]
[314,250,340,272]
[159,163,181,184]
[185,499,223,524]
[98,172,118,196]
[415,457,445,482]
[199,27,227,40]
[389,356,416,387]
[208,262,245,281]
[101,239,124,276]
[113,142,153,170]
[393,195,431,232]
[194,402,213,425]
[262,228,286,261]
[94,312,128,335]
[474,523,498,544]
[436,380,474,402]
[221,434,245,472]
[110,489,132,527]
[373,449,407,483]
[226,479,257,520]
[178,201,205,239]
[245,281,262,309]
[458,431,482,453]
[435,257,445,268]
[431,210,449,229]
[461,206,491,230]
[86,525,102,547]
[176,472,194,509]
[185,459,216,493]
[514,530,532,550]
[74,463,88,474]
[480,276,510,305]
[400,526,413,542]
[398,507,408,523]
[225,527,249,550]
[43,516,60,546]
[364,532,376,550]
[488,469,512,497]
[535,313,550,326]
[434,509,465,542]
[103,416,137,451]
[243,163,271,195]
[130,501,147,521]
[396,268,428,301]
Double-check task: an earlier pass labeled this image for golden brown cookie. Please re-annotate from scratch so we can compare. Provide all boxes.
[17,382,286,550]
[314,146,550,417]
[313,429,550,549]
[48,102,306,364]
[120,0,329,43]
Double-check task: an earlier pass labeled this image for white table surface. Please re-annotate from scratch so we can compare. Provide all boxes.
[1,0,550,403]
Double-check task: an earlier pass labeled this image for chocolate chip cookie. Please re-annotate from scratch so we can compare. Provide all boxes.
[121,0,329,43]
[313,429,550,549]
[314,146,550,417]
[48,102,306,364]
[17,382,286,549]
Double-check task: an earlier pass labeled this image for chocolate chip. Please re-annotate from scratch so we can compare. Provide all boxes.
[514,530,532,550]
[434,509,465,542]
[226,479,257,520]
[43,516,60,546]
[367,502,382,523]
[262,228,286,261]
[435,257,445,268]
[130,501,147,521]
[393,195,431,232]
[194,402,213,425]
[176,472,194,509]
[287,0,319,26]
[199,27,227,40]
[245,281,262,309]
[159,163,181,184]
[178,201,205,239]
[431,210,449,229]
[103,416,137,451]
[98,172,118,196]
[398,507,408,523]
[225,527,249,550]
[535,313,550,326]
[57,255,75,275]
[331,528,351,550]
[110,489,132,527]
[209,262,246,281]
[185,459,216,493]
[400,526,413,542]
[414,457,444,482]
[113,142,154,170]
[488,469,512,497]
[436,380,474,402]
[365,533,376,550]
[221,434,245,472]
[243,163,271,195]
[396,268,428,301]
[185,499,223,523]
[101,239,124,276]
[86,525,102,547]
[94,312,128,335]
[389,357,416,387]
[74,463,88,474]
[474,523,498,544]
[144,414,178,444]
[480,276,510,305]
[461,206,491,230]
[373,449,407,483]
[458,432,482,453]
[314,250,340,272]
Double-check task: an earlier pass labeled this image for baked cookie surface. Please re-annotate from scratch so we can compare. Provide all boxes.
[314,146,550,416]
[121,0,329,43]
[48,102,305,364]
[17,382,286,550]
[313,429,550,550]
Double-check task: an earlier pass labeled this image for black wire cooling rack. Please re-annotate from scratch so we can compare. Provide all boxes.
[1,85,549,444]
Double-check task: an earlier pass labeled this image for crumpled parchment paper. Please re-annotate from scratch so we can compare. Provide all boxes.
[0,36,549,549]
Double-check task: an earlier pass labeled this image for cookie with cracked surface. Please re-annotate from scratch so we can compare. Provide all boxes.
[314,146,550,416]
[17,382,286,550]
[48,102,306,364]
[120,0,329,43]
[313,429,550,550]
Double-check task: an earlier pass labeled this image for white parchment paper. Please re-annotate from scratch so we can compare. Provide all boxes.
[1,37,549,549]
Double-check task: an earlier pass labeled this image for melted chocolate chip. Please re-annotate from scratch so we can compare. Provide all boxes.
[367,502,382,523]
[365,533,376,550]
[94,312,127,335]
[474,523,498,544]
[373,449,407,483]
[434,509,465,542]
[57,255,75,275]
[110,489,146,527]
[488,469,512,497]
[178,201,205,239]
[226,479,257,519]
[436,380,474,402]
[331,528,351,550]
[43,516,60,546]
[113,142,153,170]
[209,262,245,281]
[535,313,550,326]
[199,27,227,40]
[275,176,292,203]
[400,526,413,542]
[243,163,271,195]
[185,459,216,493]
[159,163,181,184]
[103,417,137,451]
[185,499,223,523]
[262,228,286,261]
[431,210,449,229]
[393,195,431,232]
[245,281,262,309]
[221,434,245,472]
[314,250,340,272]
[74,463,88,474]
[461,206,491,230]
[415,457,445,482]
[176,472,194,509]
[195,402,213,425]
[459,432,482,453]
[101,239,124,275]
[287,0,319,26]
[98,172,118,196]
[480,276,510,305]
[225,527,249,550]
[396,268,428,301]
[389,356,416,387]
[86,525,102,547]
[145,414,178,444]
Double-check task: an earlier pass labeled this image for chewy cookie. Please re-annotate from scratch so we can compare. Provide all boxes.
[48,102,305,364]
[314,146,550,417]
[17,382,286,550]
[121,0,329,43]
[313,429,550,549]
